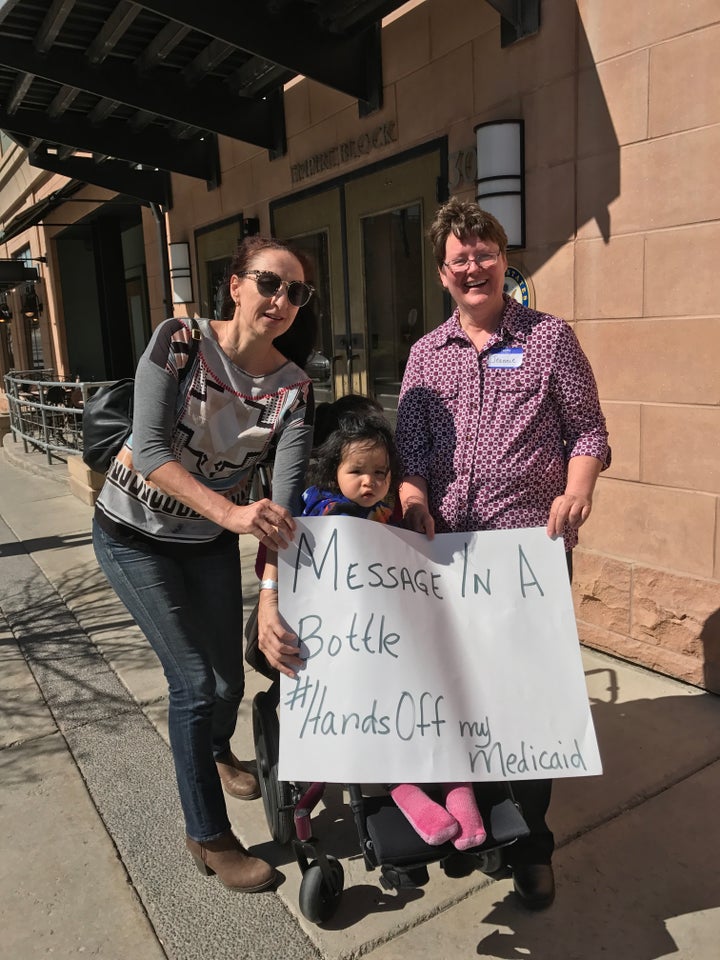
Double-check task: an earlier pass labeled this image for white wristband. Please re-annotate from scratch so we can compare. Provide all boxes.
[259,579,279,591]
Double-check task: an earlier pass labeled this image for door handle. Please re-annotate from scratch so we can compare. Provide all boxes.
[333,352,360,386]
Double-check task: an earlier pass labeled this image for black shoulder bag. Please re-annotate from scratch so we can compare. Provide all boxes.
[82,318,201,473]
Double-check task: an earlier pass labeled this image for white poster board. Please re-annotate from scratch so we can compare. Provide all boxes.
[277,518,601,784]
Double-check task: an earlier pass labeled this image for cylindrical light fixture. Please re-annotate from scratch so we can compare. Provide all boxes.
[169,241,194,304]
[474,119,525,249]
[21,283,42,320]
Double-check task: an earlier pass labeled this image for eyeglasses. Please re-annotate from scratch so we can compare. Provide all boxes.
[239,270,315,307]
[442,252,501,273]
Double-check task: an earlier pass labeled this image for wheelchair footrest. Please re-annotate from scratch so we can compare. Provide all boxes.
[366,793,529,866]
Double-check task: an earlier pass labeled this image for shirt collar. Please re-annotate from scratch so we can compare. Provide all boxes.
[499,295,532,344]
[429,295,531,349]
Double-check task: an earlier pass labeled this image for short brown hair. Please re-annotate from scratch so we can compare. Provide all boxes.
[428,197,508,268]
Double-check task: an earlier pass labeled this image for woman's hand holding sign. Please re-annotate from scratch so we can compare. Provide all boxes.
[546,456,603,539]
[258,587,304,678]
[400,477,435,540]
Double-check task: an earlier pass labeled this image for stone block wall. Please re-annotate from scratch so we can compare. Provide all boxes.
[574,550,720,694]
[570,1,720,692]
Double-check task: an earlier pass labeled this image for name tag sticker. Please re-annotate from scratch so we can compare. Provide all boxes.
[488,347,523,369]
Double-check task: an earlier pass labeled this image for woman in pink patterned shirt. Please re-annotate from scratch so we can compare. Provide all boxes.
[395,197,610,910]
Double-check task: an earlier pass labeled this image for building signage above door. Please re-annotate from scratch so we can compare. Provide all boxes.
[290,121,398,184]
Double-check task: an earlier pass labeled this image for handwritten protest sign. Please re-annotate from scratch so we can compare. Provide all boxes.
[277,518,601,784]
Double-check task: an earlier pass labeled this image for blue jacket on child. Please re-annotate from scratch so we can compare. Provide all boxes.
[301,485,393,524]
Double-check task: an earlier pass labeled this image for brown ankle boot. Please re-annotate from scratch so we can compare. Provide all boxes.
[215,751,261,800]
[186,831,277,892]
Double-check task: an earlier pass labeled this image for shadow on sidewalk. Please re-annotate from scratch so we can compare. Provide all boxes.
[468,662,720,960]
[0,531,93,557]
[0,551,158,790]
[244,660,720,937]
[473,761,720,960]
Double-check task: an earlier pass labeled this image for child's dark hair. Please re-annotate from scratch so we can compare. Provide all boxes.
[313,393,383,449]
[308,413,402,496]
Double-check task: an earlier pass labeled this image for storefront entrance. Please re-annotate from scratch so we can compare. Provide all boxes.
[271,144,446,417]
[55,212,150,381]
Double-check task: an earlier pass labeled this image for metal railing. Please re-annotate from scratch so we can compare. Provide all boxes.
[3,369,114,465]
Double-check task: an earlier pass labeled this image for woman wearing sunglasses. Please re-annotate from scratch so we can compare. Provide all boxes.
[93,236,316,893]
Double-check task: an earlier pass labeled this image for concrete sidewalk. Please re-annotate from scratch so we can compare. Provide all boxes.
[2,434,720,960]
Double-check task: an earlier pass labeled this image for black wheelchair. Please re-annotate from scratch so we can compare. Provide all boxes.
[251,671,529,924]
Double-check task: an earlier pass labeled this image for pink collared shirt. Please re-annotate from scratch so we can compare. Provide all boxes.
[396,297,610,549]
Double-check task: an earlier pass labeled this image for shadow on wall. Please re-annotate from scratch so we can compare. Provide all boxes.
[701,608,720,694]
[574,11,620,245]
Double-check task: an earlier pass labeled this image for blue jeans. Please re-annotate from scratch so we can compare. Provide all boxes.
[93,520,246,841]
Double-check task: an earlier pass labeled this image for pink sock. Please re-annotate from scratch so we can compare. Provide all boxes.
[391,784,459,845]
[443,783,486,851]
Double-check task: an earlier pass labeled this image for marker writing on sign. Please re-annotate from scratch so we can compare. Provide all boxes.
[292,528,444,599]
[467,737,587,776]
[285,678,446,742]
[459,542,545,599]
[297,611,401,659]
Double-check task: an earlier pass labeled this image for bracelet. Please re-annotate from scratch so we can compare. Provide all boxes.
[259,579,279,591]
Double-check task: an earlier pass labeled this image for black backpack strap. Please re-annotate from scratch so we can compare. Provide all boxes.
[178,317,201,385]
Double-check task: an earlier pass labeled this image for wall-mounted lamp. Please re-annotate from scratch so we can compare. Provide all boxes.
[0,296,11,322]
[169,241,194,304]
[242,217,260,238]
[474,119,525,249]
[21,284,42,321]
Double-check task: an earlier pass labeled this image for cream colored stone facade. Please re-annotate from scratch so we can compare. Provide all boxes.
[1,0,718,691]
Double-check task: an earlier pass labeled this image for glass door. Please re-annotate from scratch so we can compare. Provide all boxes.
[125,274,151,366]
[272,146,444,417]
[360,203,424,408]
[344,150,444,419]
[195,217,243,320]
[272,188,347,404]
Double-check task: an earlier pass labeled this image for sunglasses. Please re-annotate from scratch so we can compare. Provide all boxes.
[239,270,315,308]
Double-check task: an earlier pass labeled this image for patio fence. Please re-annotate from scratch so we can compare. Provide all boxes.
[3,369,114,466]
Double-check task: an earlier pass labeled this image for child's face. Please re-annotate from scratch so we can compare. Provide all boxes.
[337,440,391,508]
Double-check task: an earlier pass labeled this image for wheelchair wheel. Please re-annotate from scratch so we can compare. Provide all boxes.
[298,856,344,924]
[252,690,294,845]
[476,847,504,876]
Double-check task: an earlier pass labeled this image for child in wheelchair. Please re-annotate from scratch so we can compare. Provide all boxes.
[248,397,528,922]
